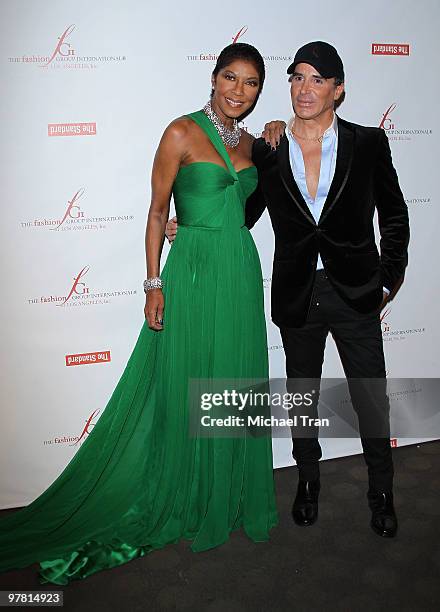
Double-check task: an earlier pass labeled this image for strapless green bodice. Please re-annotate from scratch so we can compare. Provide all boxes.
[173,161,257,229]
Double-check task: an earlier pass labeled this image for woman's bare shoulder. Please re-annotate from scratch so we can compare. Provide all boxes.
[239,128,255,157]
[161,116,196,142]
[240,128,255,143]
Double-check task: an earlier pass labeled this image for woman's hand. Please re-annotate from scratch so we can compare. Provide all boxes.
[262,120,287,149]
[145,288,164,330]
[165,216,178,244]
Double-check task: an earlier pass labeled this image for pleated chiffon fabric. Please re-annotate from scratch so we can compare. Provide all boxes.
[0,111,278,585]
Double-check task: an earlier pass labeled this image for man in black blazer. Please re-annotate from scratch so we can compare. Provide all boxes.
[246,41,409,537]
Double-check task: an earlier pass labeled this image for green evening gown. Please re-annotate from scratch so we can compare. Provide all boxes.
[0,110,278,585]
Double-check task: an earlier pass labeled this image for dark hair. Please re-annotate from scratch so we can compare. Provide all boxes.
[211,43,265,119]
[334,78,345,109]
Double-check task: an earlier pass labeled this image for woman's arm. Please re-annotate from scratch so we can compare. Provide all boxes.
[144,119,188,330]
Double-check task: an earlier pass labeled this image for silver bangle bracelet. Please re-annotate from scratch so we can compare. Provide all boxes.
[143,277,163,292]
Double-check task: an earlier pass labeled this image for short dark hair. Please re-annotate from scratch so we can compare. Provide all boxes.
[334,78,345,109]
[211,43,265,119]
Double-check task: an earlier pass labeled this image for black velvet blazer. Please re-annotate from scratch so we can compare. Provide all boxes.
[246,116,410,328]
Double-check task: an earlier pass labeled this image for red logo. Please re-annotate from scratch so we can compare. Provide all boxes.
[186,27,291,64]
[43,409,101,447]
[21,187,135,232]
[48,122,96,137]
[29,265,137,307]
[66,351,111,366]
[71,409,100,446]
[380,307,391,332]
[232,26,248,44]
[59,266,90,305]
[378,103,432,142]
[390,438,398,448]
[51,188,85,230]
[371,44,410,56]
[9,24,126,68]
[379,103,397,130]
[43,24,76,66]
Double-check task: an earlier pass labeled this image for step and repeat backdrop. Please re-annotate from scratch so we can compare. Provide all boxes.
[1,0,439,507]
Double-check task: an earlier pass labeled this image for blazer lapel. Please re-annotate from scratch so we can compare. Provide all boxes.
[319,118,355,223]
[277,135,316,225]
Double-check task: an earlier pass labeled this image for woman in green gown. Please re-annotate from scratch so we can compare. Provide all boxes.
[0,43,278,585]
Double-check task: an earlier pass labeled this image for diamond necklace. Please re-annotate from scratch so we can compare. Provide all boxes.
[202,100,241,148]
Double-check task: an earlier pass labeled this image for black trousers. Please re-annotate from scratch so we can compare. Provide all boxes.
[280,269,394,491]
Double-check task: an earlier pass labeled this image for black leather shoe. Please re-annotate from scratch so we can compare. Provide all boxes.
[367,490,398,538]
[292,479,320,526]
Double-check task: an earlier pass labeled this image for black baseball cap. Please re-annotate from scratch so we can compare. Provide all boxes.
[287,41,344,81]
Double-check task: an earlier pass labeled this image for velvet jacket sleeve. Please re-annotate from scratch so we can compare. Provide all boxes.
[245,139,268,230]
[373,129,410,293]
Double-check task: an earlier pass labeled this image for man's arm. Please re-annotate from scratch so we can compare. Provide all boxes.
[245,139,269,230]
[374,129,410,295]
[245,178,267,230]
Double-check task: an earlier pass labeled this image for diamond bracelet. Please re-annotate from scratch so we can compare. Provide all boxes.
[143,277,163,292]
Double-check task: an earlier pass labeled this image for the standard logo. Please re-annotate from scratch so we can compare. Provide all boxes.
[371,43,410,56]
[48,122,97,137]
[65,351,111,366]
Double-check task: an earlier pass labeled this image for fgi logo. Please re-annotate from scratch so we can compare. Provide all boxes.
[232,26,248,44]
[70,409,100,446]
[379,103,397,131]
[59,265,90,305]
[51,188,85,230]
[381,307,392,332]
[42,24,76,66]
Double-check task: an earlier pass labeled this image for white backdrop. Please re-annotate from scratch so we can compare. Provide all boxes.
[1,0,439,508]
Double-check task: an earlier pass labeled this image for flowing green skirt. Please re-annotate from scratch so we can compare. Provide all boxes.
[0,219,278,585]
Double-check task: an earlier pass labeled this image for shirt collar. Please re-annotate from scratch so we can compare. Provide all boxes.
[286,112,338,143]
